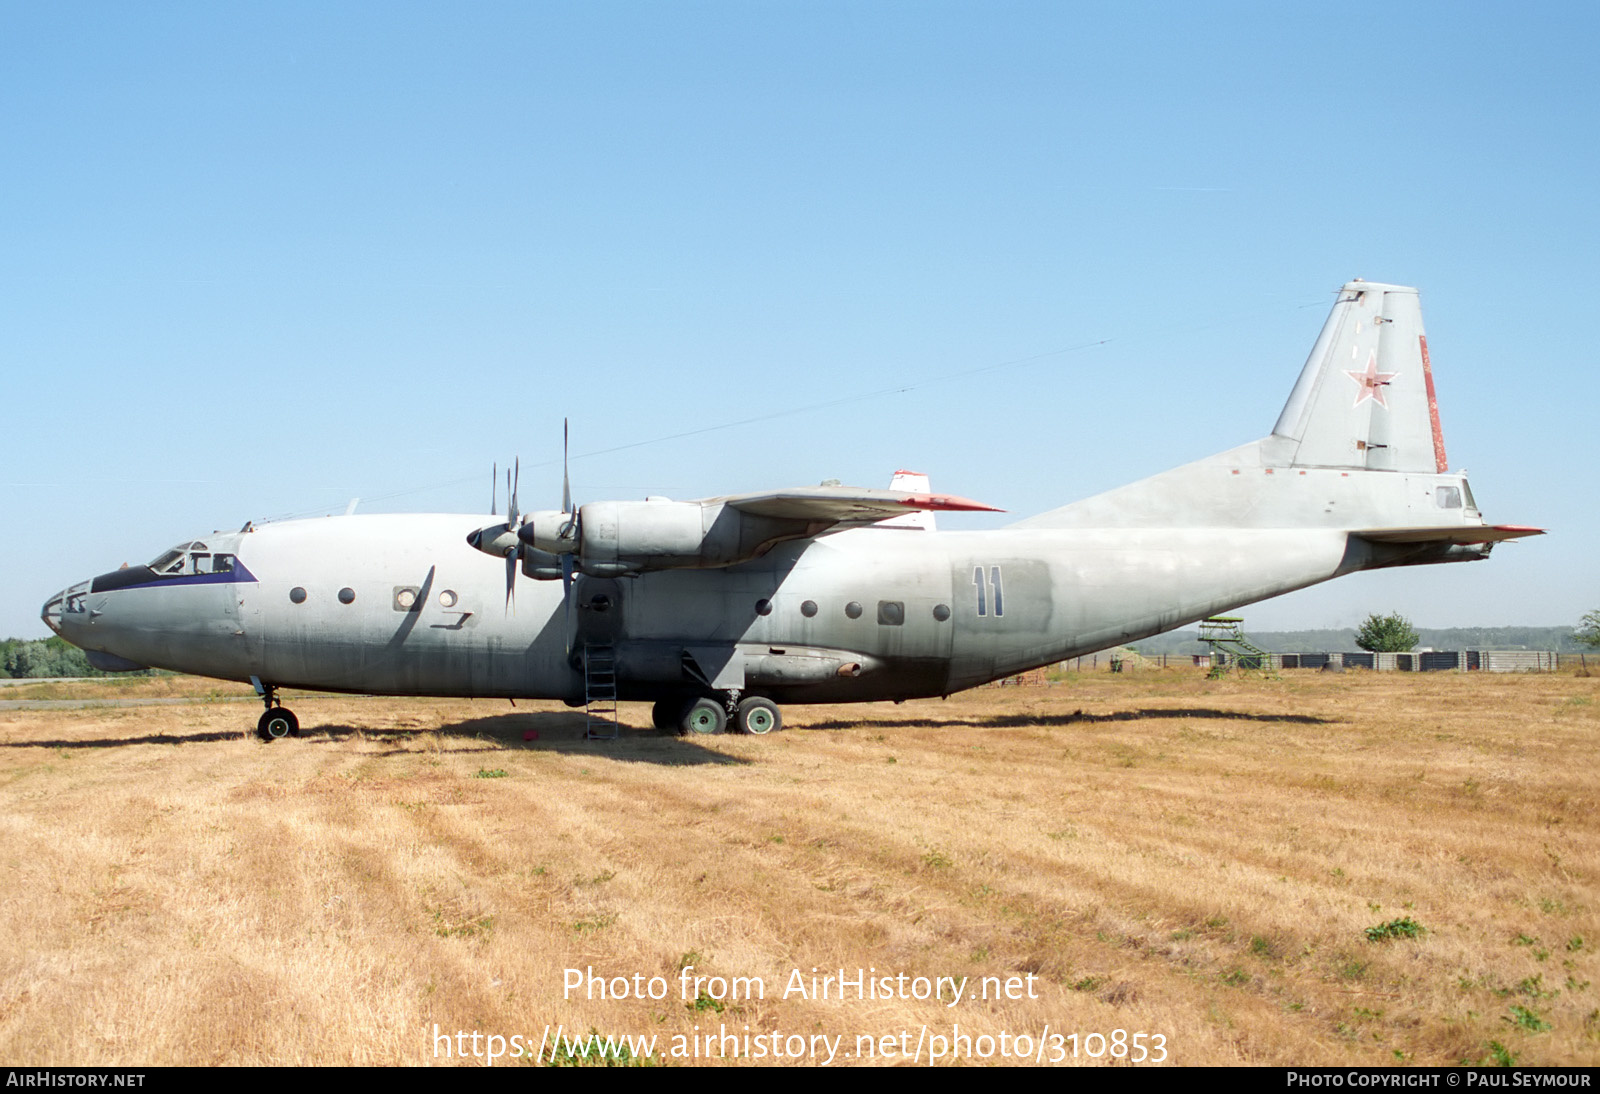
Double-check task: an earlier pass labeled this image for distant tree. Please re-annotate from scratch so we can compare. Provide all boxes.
[1354,612,1419,653]
[1577,611,1600,649]
[0,637,101,679]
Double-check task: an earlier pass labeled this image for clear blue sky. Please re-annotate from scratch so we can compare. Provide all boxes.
[4,2,1596,639]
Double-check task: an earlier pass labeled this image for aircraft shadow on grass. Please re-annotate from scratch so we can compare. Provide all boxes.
[799,707,1335,731]
[2,710,749,766]
[306,712,752,766]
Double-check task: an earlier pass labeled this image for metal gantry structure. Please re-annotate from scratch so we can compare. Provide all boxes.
[1198,616,1271,676]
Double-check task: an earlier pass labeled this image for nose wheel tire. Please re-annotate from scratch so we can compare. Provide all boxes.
[736,697,781,735]
[680,698,727,736]
[257,708,300,741]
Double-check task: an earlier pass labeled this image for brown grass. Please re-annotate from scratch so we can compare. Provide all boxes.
[1,669,1597,1066]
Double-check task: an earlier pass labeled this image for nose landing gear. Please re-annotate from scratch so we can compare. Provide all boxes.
[251,677,300,741]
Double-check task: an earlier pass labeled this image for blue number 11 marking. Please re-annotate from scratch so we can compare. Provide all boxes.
[972,565,1004,617]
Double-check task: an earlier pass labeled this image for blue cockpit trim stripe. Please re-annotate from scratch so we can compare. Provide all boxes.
[95,561,258,593]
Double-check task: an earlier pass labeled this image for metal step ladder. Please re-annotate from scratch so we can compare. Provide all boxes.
[583,642,619,740]
[1198,616,1272,675]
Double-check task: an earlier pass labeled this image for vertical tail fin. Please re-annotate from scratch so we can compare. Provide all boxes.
[1015,278,1508,533]
[1271,280,1449,473]
[878,470,937,530]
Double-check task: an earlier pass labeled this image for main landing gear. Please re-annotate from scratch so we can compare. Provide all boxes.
[251,678,300,742]
[651,693,783,736]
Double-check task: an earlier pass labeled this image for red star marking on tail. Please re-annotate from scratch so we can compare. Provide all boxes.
[1345,352,1398,408]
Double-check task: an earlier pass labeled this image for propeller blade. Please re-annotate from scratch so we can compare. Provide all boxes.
[491,462,497,516]
[561,419,571,517]
[561,553,575,652]
[503,458,529,614]
[505,537,523,614]
[507,459,520,530]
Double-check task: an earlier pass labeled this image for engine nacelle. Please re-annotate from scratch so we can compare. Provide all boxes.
[474,497,828,577]
[576,499,799,573]
[512,499,808,575]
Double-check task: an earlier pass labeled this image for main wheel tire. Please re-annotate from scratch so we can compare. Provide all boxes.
[736,697,781,735]
[652,698,686,731]
[680,697,727,736]
[257,707,299,741]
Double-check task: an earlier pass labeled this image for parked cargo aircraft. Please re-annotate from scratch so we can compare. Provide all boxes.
[42,281,1540,740]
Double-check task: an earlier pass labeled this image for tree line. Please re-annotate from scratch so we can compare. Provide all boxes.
[0,637,127,679]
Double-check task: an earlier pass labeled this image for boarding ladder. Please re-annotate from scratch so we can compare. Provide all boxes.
[1198,616,1272,676]
[583,642,619,740]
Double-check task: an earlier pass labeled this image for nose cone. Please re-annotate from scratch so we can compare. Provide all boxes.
[41,588,67,636]
[41,576,151,672]
[42,578,96,646]
[42,579,95,638]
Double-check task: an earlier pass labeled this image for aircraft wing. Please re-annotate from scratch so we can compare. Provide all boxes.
[1354,525,1545,545]
[723,486,1002,523]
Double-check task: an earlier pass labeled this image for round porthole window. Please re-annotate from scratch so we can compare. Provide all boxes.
[289,587,307,604]
[395,588,416,610]
[755,598,772,616]
[801,600,818,618]
[439,589,458,608]
[338,587,356,605]
[844,601,863,619]
[933,603,951,621]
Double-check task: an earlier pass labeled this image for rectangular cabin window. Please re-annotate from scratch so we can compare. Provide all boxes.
[1436,486,1462,509]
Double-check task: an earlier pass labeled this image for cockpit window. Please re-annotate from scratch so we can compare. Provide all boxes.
[145,545,235,577]
[149,547,186,574]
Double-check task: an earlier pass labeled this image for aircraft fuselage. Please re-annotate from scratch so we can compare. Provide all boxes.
[46,510,1389,706]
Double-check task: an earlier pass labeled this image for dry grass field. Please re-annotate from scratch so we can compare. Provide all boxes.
[2,667,1598,1067]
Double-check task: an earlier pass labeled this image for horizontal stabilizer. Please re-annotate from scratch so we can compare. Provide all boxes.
[1355,524,1544,545]
[725,486,1001,523]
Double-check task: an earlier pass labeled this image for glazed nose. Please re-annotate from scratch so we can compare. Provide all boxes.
[41,580,91,638]
[41,590,65,634]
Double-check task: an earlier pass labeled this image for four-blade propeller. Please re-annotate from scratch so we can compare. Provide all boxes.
[469,423,582,637]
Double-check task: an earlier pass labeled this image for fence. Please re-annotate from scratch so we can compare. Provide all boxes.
[1225,650,1560,672]
[1012,650,1571,678]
